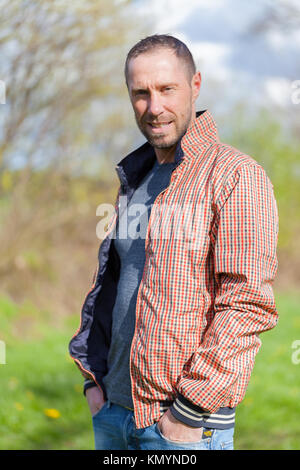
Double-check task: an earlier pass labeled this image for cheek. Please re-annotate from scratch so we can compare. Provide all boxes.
[134,103,148,120]
[166,95,189,116]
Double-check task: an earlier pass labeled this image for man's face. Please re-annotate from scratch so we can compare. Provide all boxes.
[127,48,200,150]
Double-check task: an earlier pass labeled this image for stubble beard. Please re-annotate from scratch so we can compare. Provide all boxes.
[135,108,193,150]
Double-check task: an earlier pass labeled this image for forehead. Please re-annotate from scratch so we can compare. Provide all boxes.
[127,49,188,87]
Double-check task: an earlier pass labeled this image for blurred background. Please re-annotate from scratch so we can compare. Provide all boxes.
[0,0,299,450]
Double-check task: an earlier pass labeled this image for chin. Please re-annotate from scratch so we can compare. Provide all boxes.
[150,135,178,149]
[154,142,175,149]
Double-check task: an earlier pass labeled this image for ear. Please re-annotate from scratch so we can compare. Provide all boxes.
[192,71,201,102]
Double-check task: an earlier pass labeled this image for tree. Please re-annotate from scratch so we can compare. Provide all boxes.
[0,0,152,312]
[0,0,148,175]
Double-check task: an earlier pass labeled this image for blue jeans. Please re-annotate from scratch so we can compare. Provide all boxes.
[92,400,234,450]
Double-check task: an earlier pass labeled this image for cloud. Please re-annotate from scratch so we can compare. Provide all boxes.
[134,0,300,109]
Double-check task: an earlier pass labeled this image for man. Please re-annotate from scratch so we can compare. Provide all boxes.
[69,35,279,450]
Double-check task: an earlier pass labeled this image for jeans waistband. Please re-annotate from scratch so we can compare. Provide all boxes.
[107,399,174,413]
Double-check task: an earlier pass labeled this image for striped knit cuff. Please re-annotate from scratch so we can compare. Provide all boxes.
[83,378,97,396]
[169,394,236,430]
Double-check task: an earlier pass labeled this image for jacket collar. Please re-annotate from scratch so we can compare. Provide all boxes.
[181,109,220,159]
[115,109,219,189]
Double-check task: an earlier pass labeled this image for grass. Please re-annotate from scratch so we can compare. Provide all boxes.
[0,301,94,450]
[0,291,299,450]
[234,290,300,450]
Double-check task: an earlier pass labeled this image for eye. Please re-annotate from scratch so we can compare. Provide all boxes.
[163,86,174,92]
[135,90,147,96]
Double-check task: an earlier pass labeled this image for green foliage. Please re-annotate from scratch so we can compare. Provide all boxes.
[228,108,300,255]
[235,291,300,450]
[0,329,94,449]
[0,295,20,345]
[0,0,148,175]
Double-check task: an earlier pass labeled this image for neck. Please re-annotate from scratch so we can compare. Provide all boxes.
[154,145,177,164]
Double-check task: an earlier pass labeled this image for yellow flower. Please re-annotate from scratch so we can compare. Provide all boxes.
[15,402,24,411]
[44,408,61,419]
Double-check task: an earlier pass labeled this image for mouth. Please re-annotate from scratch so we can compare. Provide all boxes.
[147,121,173,133]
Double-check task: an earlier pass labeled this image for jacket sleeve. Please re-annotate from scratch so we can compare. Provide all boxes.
[171,163,279,420]
[83,378,98,396]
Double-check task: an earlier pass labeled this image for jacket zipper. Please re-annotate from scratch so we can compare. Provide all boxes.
[72,159,182,390]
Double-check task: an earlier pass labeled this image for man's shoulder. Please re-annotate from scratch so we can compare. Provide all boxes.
[210,141,262,175]
[206,140,269,189]
[203,141,271,210]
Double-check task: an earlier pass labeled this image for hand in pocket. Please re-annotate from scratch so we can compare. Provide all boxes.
[86,386,106,417]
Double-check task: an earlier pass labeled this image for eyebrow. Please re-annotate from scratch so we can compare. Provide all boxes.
[131,83,179,93]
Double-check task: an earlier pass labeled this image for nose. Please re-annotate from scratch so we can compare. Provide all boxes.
[147,92,164,117]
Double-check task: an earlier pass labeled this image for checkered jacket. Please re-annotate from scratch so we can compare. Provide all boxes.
[69,110,279,429]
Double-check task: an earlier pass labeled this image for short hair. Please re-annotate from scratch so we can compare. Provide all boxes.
[124,34,196,87]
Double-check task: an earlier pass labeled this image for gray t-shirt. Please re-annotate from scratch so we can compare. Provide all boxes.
[102,158,176,409]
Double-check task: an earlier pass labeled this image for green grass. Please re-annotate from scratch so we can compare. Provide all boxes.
[234,290,300,450]
[0,291,299,450]
[0,300,94,450]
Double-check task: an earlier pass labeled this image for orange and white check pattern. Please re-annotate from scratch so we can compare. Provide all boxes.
[128,111,279,428]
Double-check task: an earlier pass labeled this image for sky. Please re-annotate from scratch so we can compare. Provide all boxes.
[1,0,298,171]
[134,0,300,116]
